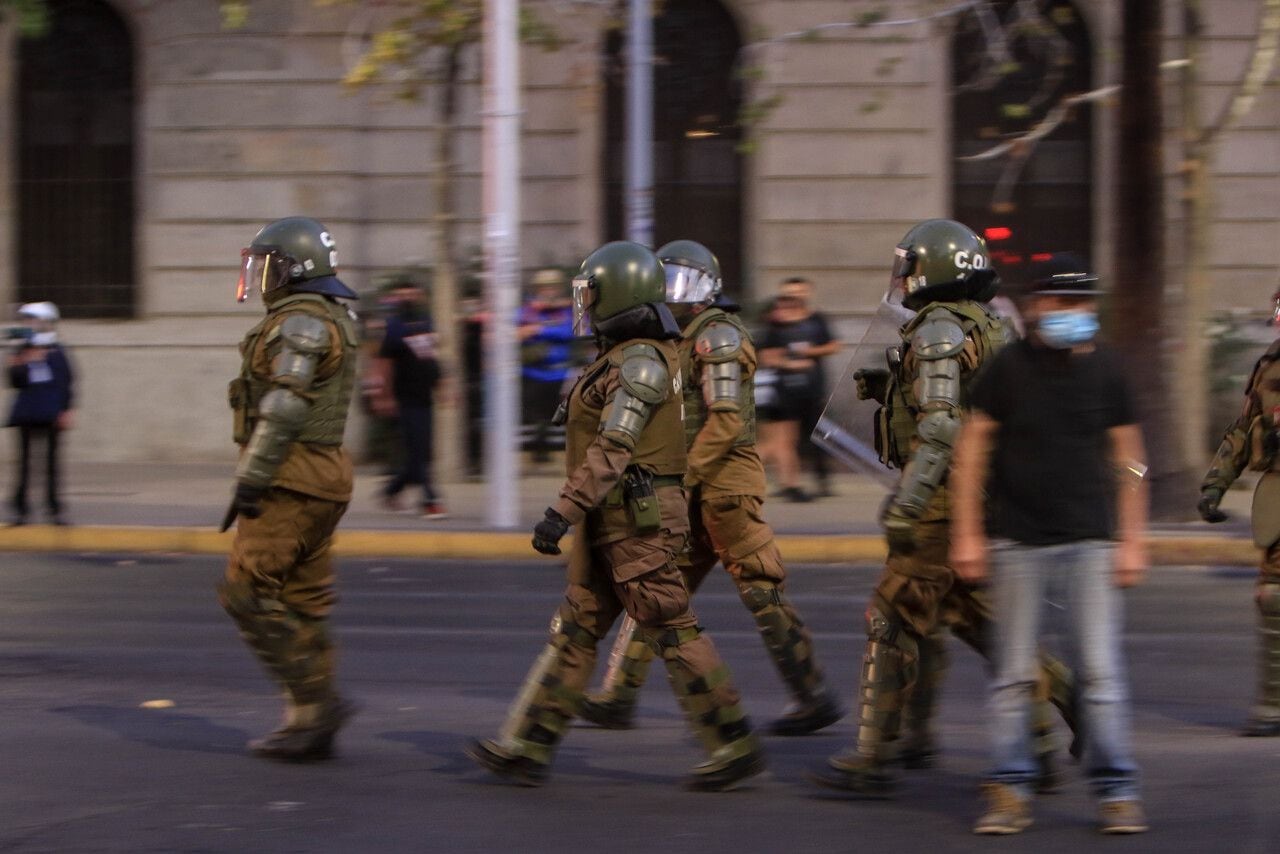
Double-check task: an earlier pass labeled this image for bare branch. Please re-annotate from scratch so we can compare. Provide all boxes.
[958,84,1119,162]
[741,0,984,55]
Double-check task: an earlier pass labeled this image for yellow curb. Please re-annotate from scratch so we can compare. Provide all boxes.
[0,526,1263,566]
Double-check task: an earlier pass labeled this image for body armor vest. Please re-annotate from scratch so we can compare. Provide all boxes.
[565,338,686,476]
[232,293,359,445]
[877,300,1010,468]
[679,308,758,450]
[1245,341,1280,472]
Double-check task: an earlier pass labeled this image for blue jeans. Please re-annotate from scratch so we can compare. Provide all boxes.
[988,540,1140,801]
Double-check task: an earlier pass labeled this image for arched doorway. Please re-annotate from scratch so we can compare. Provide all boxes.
[18,0,136,318]
[602,0,745,295]
[951,0,1094,281]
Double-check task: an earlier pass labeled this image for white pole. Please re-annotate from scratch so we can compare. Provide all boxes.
[626,0,654,245]
[483,0,521,529]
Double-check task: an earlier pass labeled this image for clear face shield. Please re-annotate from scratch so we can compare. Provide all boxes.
[571,274,596,337]
[236,248,290,303]
[1272,289,1280,327]
[887,246,918,308]
[664,263,718,306]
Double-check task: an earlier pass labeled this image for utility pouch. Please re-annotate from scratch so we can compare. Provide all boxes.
[623,469,660,534]
[551,398,568,427]
[228,377,251,444]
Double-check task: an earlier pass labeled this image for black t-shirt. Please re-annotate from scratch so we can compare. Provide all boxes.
[380,313,441,406]
[967,338,1136,545]
[759,312,835,394]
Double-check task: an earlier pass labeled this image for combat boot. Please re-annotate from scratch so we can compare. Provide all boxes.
[578,617,653,730]
[249,696,356,762]
[769,688,844,737]
[898,631,945,768]
[738,581,842,736]
[464,739,550,787]
[808,753,896,796]
[685,736,766,792]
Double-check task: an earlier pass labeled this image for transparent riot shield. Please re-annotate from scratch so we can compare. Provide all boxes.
[811,294,915,487]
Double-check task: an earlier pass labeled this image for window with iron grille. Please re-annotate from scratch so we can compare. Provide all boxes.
[17,0,136,318]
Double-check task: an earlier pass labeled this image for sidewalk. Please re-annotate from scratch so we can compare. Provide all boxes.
[0,461,1260,564]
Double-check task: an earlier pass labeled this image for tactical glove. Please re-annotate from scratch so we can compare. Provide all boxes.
[532,508,570,555]
[231,481,266,520]
[1197,488,1228,524]
[881,501,916,554]
[853,368,890,404]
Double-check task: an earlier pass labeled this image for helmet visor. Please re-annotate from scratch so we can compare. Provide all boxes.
[887,246,918,306]
[572,274,596,336]
[664,263,718,305]
[237,249,290,303]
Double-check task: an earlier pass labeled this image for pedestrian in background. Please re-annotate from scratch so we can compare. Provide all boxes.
[376,281,447,519]
[7,301,73,526]
[950,260,1149,835]
[758,279,841,500]
[518,269,575,466]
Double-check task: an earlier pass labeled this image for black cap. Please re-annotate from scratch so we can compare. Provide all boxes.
[1027,252,1099,297]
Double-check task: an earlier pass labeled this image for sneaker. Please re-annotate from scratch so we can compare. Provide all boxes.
[423,502,449,520]
[1098,798,1148,834]
[974,783,1032,835]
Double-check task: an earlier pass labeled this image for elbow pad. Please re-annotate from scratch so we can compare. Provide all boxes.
[235,387,310,487]
[703,359,742,412]
[895,410,959,517]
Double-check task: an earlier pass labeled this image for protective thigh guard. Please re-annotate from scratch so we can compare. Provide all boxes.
[854,608,920,764]
[494,611,599,765]
[1255,582,1280,719]
[644,624,756,761]
[738,579,829,703]
[219,579,334,705]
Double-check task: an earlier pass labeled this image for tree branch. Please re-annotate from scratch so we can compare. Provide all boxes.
[1204,0,1280,143]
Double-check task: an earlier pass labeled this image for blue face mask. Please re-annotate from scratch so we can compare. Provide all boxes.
[1037,309,1099,349]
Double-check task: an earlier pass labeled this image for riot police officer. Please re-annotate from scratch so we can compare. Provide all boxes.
[810,219,1076,795]
[578,240,842,735]
[219,216,360,760]
[1200,284,1280,737]
[466,241,764,790]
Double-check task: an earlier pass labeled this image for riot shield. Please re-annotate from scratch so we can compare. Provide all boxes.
[811,294,915,487]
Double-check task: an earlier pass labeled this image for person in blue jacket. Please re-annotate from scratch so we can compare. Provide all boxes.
[7,302,74,525]
[518,270,576,464]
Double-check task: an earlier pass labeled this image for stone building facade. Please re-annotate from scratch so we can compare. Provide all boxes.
[0,0,1276,462]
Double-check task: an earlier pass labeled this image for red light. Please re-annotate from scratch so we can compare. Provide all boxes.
[984,227,1013,241]
[1030,253,1053,262]
[992,251,1023,265]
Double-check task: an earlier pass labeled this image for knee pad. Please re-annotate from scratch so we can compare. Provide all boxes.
[639,623,703,656]
[218,578,273,622]
[739,582,782,614]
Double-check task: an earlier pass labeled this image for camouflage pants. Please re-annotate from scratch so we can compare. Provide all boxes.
[855,519,1073,763]
[218,488,347,706]
[498,526,751,762]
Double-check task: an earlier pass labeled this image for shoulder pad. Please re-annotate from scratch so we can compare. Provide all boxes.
[695,322,743,363]
[619,345,670,405]
[279,313,331,354]
[911,315,966,360]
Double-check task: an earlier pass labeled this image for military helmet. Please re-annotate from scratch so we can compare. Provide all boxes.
[573,241,666,335]
[237,216,358,303]
[890,218,997,310]
[656,239,722,308]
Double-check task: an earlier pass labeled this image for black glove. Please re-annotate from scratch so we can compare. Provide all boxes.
[1197,488,1228,524]
[532,508,570,555]
[853,368,890,404]
[232,481,267,520]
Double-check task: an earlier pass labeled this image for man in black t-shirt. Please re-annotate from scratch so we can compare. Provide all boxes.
[950,263,1149,835]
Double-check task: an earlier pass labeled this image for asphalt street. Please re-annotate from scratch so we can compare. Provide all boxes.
[2,554,1278,853]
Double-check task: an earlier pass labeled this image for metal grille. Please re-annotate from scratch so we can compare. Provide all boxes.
[17,0,135,318]
[603,0,745,295]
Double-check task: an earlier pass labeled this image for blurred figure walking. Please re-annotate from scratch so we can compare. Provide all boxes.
[7,301,73,526]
